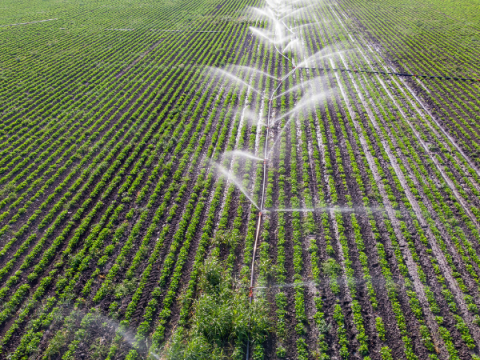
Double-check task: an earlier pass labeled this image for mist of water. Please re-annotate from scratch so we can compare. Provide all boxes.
[265,1,291,16]
[273,76,326,99]
[279,4,315,21]
[222,150,264,162]
[250,272,401,292]
[273,90,331,125]
[248,6,277,22]
[297,47,349,68]
[229,65,280,82]
[241,108,266,127]
[249,26,293,46]
[207,67,263,97]
[267,116,295,158]
[291,21,323,32]
[211,162,259,210]
[282,38,300,53]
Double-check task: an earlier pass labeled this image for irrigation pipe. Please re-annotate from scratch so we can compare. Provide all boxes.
[245,11,304,360]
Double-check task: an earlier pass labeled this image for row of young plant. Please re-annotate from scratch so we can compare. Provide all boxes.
[225,25,275,359]
[251,17,354,359]
[369,87,480,345]
[342,15,480,246]
[7,70,208,357]
[0,90,181,339]
[22,8,256,358]
[0,0,243,302]
[0,7,222,332]
[168,34,265,360]
[0,63,191,291]
[0,0,242,217]
[0,23,216,256]
[297,19,389,358]
[123,25,260,357]
[293,44,351,359]
[0,0,211,123]
[0,9,227,236]
[320,6,480,358]
[240,4,450,356]
[0,9,190,174]
[146,89,245,353]
[329,0,480,190]
[0,9,248,356]
[334,4,480,354]
[261,43,304,360]
[303,6,454,359]
[0,23,159,152]
[357,45,480,322]
[337,0,480,89]
[336,0,480,307]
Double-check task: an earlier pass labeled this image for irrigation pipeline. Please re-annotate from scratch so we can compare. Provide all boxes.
[245,16,304,360]
[299,66,480,82]
[247,54,300,309]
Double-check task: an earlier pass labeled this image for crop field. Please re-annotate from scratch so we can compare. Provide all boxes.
[1,0,480,358]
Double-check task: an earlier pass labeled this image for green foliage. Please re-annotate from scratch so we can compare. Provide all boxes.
[166,258,272,359]
[376,317,386,342]
[380,346,393,360]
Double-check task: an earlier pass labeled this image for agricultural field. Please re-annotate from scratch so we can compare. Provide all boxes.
[0,0,480,358]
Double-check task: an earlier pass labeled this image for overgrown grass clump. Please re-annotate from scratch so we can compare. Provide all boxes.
[165,258,272,359]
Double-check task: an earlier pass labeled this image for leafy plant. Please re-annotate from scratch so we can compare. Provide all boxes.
[165,258,272,359]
